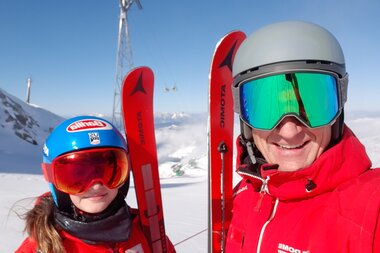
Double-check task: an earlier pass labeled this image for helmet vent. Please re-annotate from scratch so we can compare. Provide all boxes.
[305,60,333,65]
[240,66,259,77]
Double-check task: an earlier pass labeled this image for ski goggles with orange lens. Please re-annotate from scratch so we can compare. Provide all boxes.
[235,72,347,131]
[42,148,129,195]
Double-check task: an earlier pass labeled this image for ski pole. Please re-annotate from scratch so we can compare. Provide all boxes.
[218,141,228,253]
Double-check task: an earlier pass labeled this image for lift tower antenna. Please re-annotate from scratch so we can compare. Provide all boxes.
[112,0,142,130]
[26,77,32,104]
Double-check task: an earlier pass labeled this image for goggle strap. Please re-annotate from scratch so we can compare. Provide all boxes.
[41,163,54,183]
[338,73,348,107]
[232,85,241,113]
[246,141,257,164]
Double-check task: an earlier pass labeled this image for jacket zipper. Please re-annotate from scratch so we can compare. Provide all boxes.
[236,171,269,212]
[236,171,266,252]
[257,197,279,253]
[255,176,269,212]
[237,172,280,253]
[112,243,119,253]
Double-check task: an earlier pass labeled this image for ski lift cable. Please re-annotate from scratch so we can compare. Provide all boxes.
[173,228,207,246]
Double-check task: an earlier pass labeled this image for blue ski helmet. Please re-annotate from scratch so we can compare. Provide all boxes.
[42,115,129,211]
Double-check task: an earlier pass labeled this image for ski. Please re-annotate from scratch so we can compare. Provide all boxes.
[122,66,168,253]
[208,31,246,253]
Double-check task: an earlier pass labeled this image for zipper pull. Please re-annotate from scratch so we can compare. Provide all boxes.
[254,176,269,212]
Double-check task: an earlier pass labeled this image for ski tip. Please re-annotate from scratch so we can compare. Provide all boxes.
[122,66,154,89]
[215,30,246,49]
[128,66,153,75]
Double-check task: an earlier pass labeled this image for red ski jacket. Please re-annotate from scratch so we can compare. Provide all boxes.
[16,208,176,253]
[226,127,380,253]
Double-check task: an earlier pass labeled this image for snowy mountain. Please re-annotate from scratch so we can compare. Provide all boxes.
[0,88,63,173]
[0,87,207,177]
[0,88,63,145]
[155,113,208,177]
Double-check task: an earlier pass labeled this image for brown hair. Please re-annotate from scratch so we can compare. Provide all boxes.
[23,194,66,253]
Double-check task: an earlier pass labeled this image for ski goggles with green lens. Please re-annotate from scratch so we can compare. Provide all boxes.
[233,71,348,131]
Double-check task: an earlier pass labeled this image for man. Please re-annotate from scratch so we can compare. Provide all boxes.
[226,21,380,252]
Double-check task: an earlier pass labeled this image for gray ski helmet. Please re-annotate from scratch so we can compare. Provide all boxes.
[232,21,348,142]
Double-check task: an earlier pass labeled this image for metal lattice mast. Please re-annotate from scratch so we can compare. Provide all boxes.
[112,0,142,130]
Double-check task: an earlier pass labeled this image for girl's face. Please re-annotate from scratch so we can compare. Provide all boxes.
[69,183,118,214]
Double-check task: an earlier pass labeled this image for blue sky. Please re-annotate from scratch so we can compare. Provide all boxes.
[0,0,379,117]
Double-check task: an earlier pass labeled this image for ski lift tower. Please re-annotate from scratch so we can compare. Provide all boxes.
[112,0,142,131]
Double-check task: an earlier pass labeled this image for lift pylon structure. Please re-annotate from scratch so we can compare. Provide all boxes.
[112,0,142,131]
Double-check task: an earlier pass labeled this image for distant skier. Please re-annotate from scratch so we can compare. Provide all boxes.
[16,116,175,253]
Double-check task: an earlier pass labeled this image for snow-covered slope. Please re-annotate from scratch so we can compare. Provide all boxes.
[0,88,208,177]
[0,88,63,173]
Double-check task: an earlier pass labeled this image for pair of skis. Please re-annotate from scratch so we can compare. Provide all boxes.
[121,30,245,253]
[208,31,246,253]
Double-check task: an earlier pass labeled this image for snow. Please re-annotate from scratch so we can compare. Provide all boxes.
[0,87,379,252]
[0,174,208,252]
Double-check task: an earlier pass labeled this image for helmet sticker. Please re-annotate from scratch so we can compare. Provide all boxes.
[66,119,113,132]
[88,132,100,145]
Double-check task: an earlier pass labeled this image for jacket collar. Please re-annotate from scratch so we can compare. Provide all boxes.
[54,202,132,244]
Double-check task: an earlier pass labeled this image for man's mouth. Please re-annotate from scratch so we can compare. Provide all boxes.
[276,141,309,150]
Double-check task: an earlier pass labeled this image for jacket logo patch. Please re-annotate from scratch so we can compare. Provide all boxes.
[278,243,309,253]
[125,243,144,253]
[235,185,248,196]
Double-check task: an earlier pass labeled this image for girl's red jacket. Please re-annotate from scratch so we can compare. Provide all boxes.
[226,126,380,253]
[16,208,176,253]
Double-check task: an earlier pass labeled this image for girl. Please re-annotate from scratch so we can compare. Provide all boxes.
[16,115,175,253]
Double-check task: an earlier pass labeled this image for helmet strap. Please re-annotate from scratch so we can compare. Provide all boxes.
[239,119,259,162]
[238,128,267,176]
[117,175,130,200]
[245,140,257,165]
[330,110,345,147]
[240,119,253,140]
[53,185,72,213]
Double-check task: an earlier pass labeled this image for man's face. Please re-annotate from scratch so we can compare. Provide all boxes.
[252,116,332,172]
